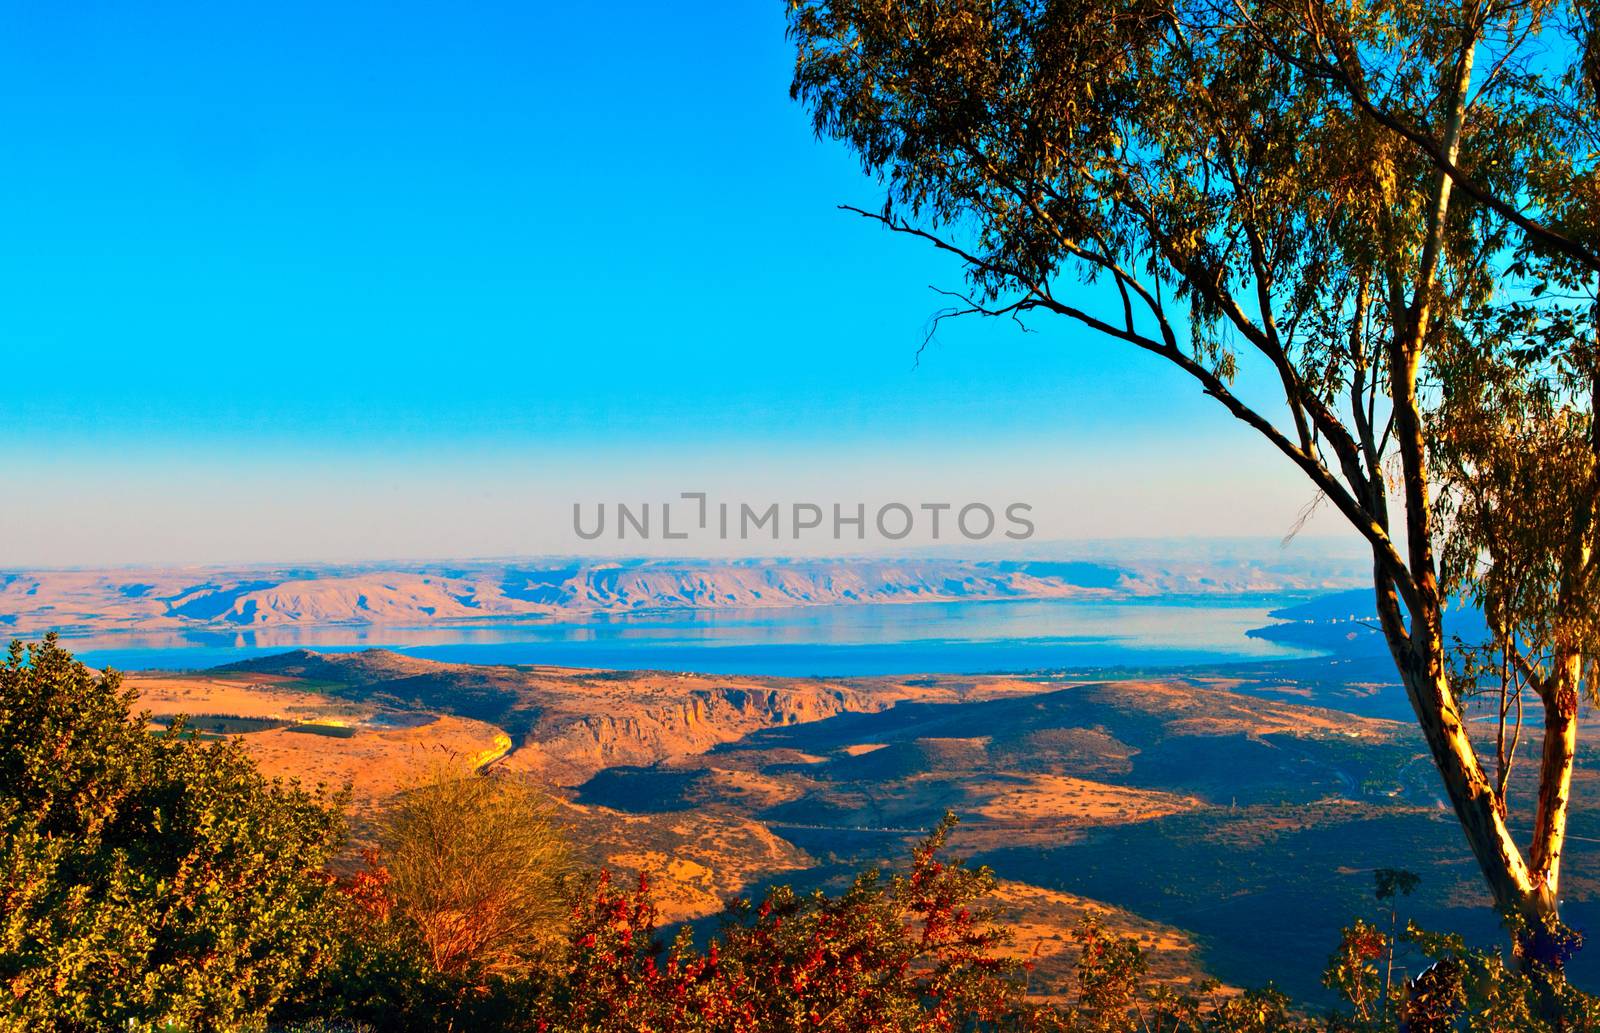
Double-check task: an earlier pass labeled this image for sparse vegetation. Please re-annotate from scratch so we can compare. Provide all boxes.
[377,761,575,978]
[330,814,1600,1032]
[149,713,291,735]
[7,636,1600,1030]
[285,722,358,739]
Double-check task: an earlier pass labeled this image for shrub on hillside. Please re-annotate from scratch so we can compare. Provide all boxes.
[525,817,1306,1033]
[0,635,348,1031]
[286,763,575,1030]
[544,814,1039,1032]
[526,824,1600,1033]
[381,762,574,979]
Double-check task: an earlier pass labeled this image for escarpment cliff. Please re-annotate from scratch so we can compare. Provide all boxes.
[510,683,891,785]
[2,554,1368,636]
[220,650,941,786]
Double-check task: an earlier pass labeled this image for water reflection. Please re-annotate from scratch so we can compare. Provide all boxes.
[56,596,1317,675]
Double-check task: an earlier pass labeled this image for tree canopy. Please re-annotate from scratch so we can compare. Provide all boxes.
[378,760,574,979]
[787,0,1600,954]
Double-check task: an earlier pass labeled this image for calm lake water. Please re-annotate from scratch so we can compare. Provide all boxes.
[60,595,1318,674]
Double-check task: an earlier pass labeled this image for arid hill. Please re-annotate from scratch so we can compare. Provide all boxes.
[116,648,1588,1003]
[213,648,970,785]
[574,675,1401,853]
[1,556,1363,635]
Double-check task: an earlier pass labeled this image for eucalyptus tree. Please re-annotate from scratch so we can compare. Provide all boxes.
[786,0,1600,959]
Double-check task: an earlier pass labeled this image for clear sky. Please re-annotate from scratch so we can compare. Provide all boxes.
[0,0,1352,566]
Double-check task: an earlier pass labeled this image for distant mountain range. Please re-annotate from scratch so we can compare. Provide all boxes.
[0,555,1366,636]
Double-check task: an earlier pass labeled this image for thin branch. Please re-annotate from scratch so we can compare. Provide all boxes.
[916,287,1037,368]
[1235,0,1600,272]
[844,202,1421,614]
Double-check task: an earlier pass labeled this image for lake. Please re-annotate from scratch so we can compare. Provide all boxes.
[58,594,1320,674]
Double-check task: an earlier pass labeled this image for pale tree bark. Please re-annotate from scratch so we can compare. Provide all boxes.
[1354,19,1581,943]
[1530,651,1581,903]
[1526,358,1600,926]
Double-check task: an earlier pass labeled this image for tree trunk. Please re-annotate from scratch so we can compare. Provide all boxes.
[1379,592,1560,938]
[1395,661,1553,922]
[1531,651,1581,912]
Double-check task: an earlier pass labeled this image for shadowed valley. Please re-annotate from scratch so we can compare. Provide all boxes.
[122,649,1600,1003]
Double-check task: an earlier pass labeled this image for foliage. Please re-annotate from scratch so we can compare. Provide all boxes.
[0,635,348,1032]
[532,817,1600,1033]
[282,764,574,1032]
[378,761,574,980]
[542,813,1040,1032]
[301,854,1600,1032]
[532,820,1600,1033]
[1319,871,1600,1033]
[1033,871,1600,1033]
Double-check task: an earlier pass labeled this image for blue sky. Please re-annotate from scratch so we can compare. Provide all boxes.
[0,1,1349,564]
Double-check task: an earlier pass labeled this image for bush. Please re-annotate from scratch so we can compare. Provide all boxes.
[287,762,575,1031]
[544,814,1036,1032]
[380,761,574,979]
[0,635,348,1032]
[527,823,1600,1033]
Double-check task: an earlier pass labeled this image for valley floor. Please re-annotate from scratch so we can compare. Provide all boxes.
[126,649,1600,1003]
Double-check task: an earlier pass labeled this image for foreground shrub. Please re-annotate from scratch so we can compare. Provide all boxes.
[1317,868,1600,1033]
[381,761,574,979]
[1322,918,1600,1033]
[546,814,1036,1032]
[285,763,574,1031]
[0,635,347,1032]
[532,831,1600,1033]
[303,814,1032,1031]
[530,819,1307,1033]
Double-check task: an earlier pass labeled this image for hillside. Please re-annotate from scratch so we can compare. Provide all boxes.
[212,648,975,785]
[1,556,1363,635]
[583,674,1600,1000]
[578,677,1400,844]
[117,648,1600,1004]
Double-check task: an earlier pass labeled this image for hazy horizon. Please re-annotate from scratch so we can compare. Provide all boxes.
[0,528,1369,571]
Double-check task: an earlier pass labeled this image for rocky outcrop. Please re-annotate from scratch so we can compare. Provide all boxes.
[218,649,928,788]
[509,683,890,786]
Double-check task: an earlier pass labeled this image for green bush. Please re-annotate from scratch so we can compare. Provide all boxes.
[0,635,348,1032]
[284,763,576,1032]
